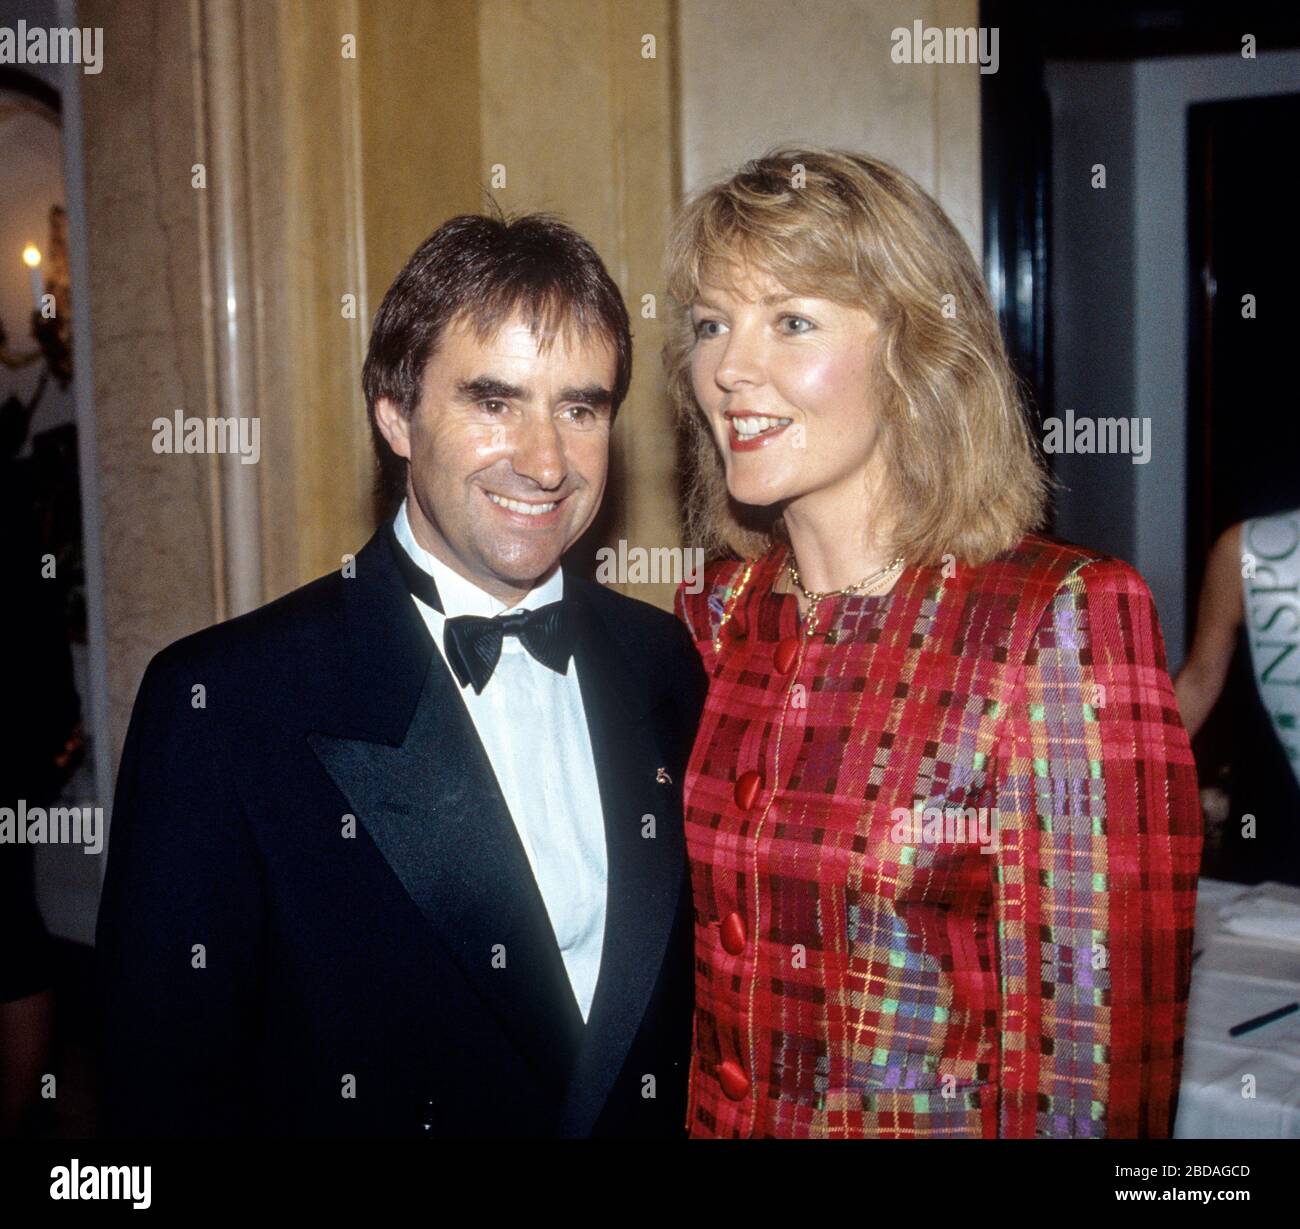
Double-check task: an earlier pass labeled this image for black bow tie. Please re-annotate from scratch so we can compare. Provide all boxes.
[387,521,575,694]
[443,606,573,694]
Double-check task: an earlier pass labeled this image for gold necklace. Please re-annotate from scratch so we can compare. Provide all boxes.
[786,554,905,606]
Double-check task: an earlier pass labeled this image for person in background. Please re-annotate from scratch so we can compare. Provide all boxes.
[0,395,80,1136]
[1176,511,1300,885]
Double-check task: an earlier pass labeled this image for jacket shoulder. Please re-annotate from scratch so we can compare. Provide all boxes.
[964,533,1167,665]
[675,554,762,651]
[141,566,348,697]
[983,532,1156,606]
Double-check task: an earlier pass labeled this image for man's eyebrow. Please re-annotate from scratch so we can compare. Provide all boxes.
[455,376,612,407]
[559,385,613,406]
[455,376,528,402]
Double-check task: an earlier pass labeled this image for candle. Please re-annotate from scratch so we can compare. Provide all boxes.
[22,243,42,311]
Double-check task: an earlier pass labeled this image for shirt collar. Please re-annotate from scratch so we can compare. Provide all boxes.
[393,498,564,620]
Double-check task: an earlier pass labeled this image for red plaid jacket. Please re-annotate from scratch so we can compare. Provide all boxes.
[675,534,1203,1138]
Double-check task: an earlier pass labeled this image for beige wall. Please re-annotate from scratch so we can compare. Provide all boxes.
[677,0,982,259]
[477,0,681,608]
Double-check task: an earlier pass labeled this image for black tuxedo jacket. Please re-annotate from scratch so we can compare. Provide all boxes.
[94,522,706,1137]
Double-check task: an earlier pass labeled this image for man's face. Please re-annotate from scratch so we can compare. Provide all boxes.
[375,312,616,604]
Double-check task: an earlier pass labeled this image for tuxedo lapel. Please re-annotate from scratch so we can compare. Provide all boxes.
[307,526,584,1094]
[304,526,684,1129]
[555,579,686,1136]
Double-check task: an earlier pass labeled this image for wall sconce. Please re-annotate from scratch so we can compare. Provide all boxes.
[1,210,74,418]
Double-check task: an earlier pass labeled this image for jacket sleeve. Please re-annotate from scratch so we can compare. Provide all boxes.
[991,559,1203,1137]
[95,647,267,1136]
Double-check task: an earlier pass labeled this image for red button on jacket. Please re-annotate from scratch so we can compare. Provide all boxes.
[720,911,746,955]
[718,1059,750,1101]
[734,770,763,810]
[774,636,800,673]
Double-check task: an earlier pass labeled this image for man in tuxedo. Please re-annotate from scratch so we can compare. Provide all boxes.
[95,212,706,1137]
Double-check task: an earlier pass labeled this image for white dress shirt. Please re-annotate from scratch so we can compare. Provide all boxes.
[394,500,607,1021]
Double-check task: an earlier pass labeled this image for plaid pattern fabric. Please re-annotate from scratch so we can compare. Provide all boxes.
[675,535,1203,1138]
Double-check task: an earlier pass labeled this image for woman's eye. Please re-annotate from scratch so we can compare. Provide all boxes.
[780,315,814,334]
[692,318,724,339]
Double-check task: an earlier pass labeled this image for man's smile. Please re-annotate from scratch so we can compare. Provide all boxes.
[483,488,567,526]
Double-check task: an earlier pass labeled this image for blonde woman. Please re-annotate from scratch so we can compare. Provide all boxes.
[667,148,1202,1139]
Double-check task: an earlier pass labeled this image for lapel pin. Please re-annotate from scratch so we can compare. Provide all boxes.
[656,767,672,785]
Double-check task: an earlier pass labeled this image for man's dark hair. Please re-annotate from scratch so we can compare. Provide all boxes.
[362,209,633,507]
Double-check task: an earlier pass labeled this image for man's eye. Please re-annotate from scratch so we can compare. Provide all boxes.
[481,399,508,414]
[780,315,814,334]
[564,404,596,423]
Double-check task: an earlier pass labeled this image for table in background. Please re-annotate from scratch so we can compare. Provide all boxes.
[1174,877,1300,1137]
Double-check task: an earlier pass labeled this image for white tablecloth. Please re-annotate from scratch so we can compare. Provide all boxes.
[1174,878,1300,1138]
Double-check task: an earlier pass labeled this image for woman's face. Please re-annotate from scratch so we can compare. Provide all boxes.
[688,263,886,521]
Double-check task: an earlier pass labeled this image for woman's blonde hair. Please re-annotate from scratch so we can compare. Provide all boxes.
[664,147,1051,566]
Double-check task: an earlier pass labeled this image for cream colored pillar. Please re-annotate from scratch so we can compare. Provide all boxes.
[81,0,384,762]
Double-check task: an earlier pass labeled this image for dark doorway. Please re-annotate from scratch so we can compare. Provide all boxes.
[1186,94,1300,598]
[1186,93,1300,885]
